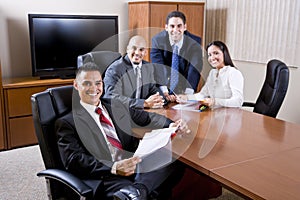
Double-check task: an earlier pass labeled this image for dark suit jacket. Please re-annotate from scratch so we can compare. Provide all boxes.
[55,97,172,180]
[103,55,161,109]
[150,30,203,93]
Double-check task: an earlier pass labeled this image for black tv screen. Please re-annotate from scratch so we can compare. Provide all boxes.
[28,14,119,79]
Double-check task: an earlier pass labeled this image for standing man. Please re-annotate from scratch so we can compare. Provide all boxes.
[56,62,186,200]
[104,35,165,109]
[151,11,203,102]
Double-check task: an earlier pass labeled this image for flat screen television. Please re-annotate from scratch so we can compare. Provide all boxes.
[28,14,119,79]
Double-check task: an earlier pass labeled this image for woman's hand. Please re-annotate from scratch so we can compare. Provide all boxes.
[200,98,215,107]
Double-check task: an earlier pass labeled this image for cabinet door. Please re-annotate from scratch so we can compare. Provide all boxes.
[150,3,177,29]
[0,111,4,150]
[128,2,150,29]
[0,62,5,150]
[0,97,4,150]
[179,4,205,41]
[6,86,48,117]
[9,116,36,148]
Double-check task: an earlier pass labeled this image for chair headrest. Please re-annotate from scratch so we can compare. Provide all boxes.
[48,85,73,117]
[31,91,57,125]
[77,51,121,72]
[266,59,289,88]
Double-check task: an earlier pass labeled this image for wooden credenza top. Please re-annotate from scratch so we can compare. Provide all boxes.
[2,77,74,89]
[128,1,205,4]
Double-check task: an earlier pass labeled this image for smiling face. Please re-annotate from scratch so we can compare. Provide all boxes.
[127,36,147,65]
[207,45,225,69]
[74,70,103,106]
[165,17,187,43]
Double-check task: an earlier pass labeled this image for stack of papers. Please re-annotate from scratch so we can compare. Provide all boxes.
[134,127,177,157]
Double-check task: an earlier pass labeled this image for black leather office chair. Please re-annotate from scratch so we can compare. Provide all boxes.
[31,85,93,200]
[77,50,121,77]
[31,51,120,199]
[243,59,289,118]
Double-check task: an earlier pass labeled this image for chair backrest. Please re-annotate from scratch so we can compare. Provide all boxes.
[253,59,289,118]
[77,50,121,76]
[31,85,74,169]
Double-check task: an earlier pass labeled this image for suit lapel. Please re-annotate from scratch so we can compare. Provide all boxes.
[124,55,137,92]
[74,105,112,159]
[102,99,138,152]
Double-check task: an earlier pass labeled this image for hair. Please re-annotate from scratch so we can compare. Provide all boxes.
[166,11,186,25]
[206,41,235,68]
[76,62,103,78]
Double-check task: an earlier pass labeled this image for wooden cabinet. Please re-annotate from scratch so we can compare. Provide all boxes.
[0,62,5,150]
[2,77,73,149]
[128,1,205,60]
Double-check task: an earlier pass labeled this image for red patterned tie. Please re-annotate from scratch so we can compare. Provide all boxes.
[95,107,123,149]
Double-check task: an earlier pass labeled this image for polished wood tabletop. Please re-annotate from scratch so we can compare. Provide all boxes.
[150,103,300,199]
[211,147,300,200]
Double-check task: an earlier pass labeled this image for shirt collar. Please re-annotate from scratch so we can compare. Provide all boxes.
[131,62,142,70]
[80,100,103,113]
[216,65,230,75]
[169,34,184,50]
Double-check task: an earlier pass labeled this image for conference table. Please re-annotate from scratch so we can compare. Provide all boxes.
[150,103,300,200]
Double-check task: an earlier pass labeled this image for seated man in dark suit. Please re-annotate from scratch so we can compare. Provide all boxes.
[150,11,203,102]
[55,62,187,200]
[104,35,165,109]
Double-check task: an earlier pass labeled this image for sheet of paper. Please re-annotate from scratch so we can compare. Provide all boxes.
[172,101,200,112]
[134,127,177,157]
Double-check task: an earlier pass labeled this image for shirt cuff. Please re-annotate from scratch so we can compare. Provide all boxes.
[184,88,194,95]
[111,162,118,175]
[187,94,197,101]
[160,86,168,94]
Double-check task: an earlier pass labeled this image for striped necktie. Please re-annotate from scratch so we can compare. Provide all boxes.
[170,45,179,93]
[135,66,142,99]
[95,107,123,149]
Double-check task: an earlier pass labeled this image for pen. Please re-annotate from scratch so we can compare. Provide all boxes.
[172,91,183,120]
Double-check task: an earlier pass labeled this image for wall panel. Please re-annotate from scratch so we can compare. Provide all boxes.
[206,0,300,67]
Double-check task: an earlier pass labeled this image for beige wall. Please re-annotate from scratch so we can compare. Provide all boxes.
[0,0,129,78]
[237,60,300,125]
[0,0,299,124]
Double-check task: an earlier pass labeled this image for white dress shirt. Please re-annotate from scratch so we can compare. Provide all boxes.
[188,65,244,108]
[80,101,120,147]
[80,101,126,174]
[160,35,194,95]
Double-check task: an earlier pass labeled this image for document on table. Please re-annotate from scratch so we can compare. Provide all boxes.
[133,127,177,157]
[172,100,200,111]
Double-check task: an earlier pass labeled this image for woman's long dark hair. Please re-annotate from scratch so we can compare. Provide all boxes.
[206,41,235,68]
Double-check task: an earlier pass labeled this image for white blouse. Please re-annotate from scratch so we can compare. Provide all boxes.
[188,65,244,108]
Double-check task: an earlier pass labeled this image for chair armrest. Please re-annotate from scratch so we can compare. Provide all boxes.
[37,169,93,198]
[242,102,255,107]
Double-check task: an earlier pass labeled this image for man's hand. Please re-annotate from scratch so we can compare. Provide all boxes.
[144,92,164,108]
[163,92,176,102]
[115,156,142,176]
[175,94,188,103]
[169,119,191,135]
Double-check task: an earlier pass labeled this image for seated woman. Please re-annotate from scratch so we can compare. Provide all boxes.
[178,40,244,108]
